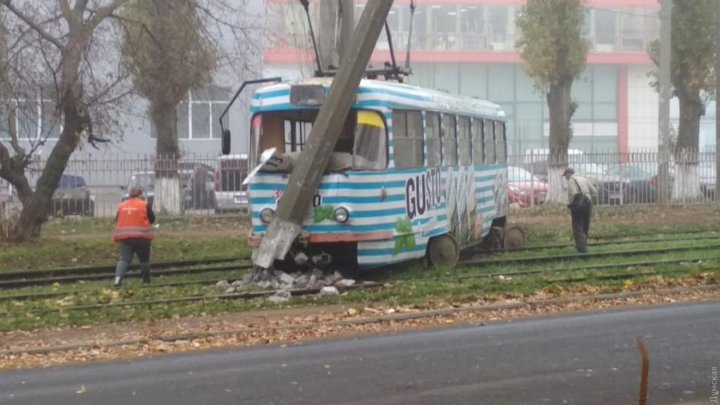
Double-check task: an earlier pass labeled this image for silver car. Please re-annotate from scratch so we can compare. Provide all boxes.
[215,154,249,213]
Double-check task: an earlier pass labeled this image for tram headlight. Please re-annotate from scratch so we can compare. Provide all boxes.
[259,208,275,224]
[334,207,350,223]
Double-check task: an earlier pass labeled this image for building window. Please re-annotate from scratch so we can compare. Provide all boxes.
[152,85,230,140]
[0,98,60,140]
[426,112,441,167]
[442,114,458,167]
[393,110,424,169]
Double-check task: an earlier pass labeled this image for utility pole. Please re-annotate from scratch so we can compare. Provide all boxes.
[339,0,354,64]
[657,0,672,206]
[253,0,394,272]
[318,0,339,70]
[318,0,355,70]
[716,0,720,203]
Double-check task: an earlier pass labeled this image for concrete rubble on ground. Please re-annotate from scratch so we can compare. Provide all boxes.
[213,269,357,300]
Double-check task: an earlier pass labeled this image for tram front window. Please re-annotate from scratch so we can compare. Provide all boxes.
[253,110,387,172]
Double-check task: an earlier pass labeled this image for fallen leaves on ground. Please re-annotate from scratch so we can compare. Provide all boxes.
[1,277,718,371]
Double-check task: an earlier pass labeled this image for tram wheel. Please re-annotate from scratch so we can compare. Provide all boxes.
[427,234,460,269]
[503,226,526,250]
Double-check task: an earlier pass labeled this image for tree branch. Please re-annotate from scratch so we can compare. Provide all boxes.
[0,0,63,50]
[59,0,71,20]
[87,0,126,32]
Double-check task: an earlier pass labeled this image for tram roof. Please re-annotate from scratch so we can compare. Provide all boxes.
[252,77,506,119]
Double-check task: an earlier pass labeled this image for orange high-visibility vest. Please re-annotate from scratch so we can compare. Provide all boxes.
[113,198,153,241]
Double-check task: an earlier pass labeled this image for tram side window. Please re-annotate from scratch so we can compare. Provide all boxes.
[495,121,507,163]
[393,110,424,169]
[484,119,496,164]
[426,112,441,167]
[353,111,387,171]
[472,118,484,165]
[458,117,472,166]
[442,114,458,167]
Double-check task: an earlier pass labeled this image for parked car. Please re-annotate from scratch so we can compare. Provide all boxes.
[122,162,216,210]
[123,172,155,207]
[507,166,547,208]
[605,163,661,204]
[51,174,95,216]
[572,163,624,205]
[215,154,249,213]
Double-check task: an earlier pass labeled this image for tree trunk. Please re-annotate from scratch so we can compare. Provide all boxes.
[151,100,182,215]
[671,91,703,201]
[672,149,701,202]
[11,39,85,242]
[11,110,83,241]
[545,80,574,204]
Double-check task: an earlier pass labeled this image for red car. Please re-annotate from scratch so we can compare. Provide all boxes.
[508,166,547,208]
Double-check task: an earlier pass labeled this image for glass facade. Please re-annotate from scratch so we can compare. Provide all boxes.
[263,2,659,154]
[408,64,619,154]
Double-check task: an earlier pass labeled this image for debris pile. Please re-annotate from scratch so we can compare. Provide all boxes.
[214,269,357,302]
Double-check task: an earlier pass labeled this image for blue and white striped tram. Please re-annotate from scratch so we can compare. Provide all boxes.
[245,77,508,270]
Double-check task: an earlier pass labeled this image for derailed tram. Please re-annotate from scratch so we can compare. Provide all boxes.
[242,77,509,272]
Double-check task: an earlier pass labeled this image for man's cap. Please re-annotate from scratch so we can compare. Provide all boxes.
[129,187,144,198]
[563,168,575,176]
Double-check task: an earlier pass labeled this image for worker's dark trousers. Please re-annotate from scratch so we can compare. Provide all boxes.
[570,196,592,253]
[114,239,152,285]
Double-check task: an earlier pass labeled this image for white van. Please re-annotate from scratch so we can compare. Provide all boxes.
[215,154,249,213]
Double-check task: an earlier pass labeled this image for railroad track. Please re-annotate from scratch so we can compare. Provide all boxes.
[6,242,719,311]
[462,242,720,267]
[24,254,718,314]
[4,229,720,290]
[0,258,251,289]
[482,234,720,254]
[3,232,720,305]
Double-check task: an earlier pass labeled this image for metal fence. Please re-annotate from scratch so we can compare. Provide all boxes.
[507,148,718,208]
[1,149,718,220]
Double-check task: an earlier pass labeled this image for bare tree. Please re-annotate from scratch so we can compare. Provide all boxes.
[516,0,588,203]
[0,0,130,241]
[0,0,258,241]
[120,0,216,215]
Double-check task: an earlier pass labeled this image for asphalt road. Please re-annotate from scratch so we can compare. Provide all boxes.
[1,302,719,405]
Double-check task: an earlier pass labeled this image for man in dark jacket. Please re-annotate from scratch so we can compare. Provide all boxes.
[563,168,598,253]
[112,187,155,288]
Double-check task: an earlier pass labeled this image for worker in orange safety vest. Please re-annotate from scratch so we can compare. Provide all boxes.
[112,186,155,288]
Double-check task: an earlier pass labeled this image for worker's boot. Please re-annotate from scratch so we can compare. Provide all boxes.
[140,263,151,286]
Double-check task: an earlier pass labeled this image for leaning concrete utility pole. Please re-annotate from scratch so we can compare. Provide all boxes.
[253,0,394,271]
[657,0,672,206]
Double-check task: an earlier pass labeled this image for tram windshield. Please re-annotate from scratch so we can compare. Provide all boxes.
[250,109,387,173]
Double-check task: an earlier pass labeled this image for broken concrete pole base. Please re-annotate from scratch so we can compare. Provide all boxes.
[253,219,302,270]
